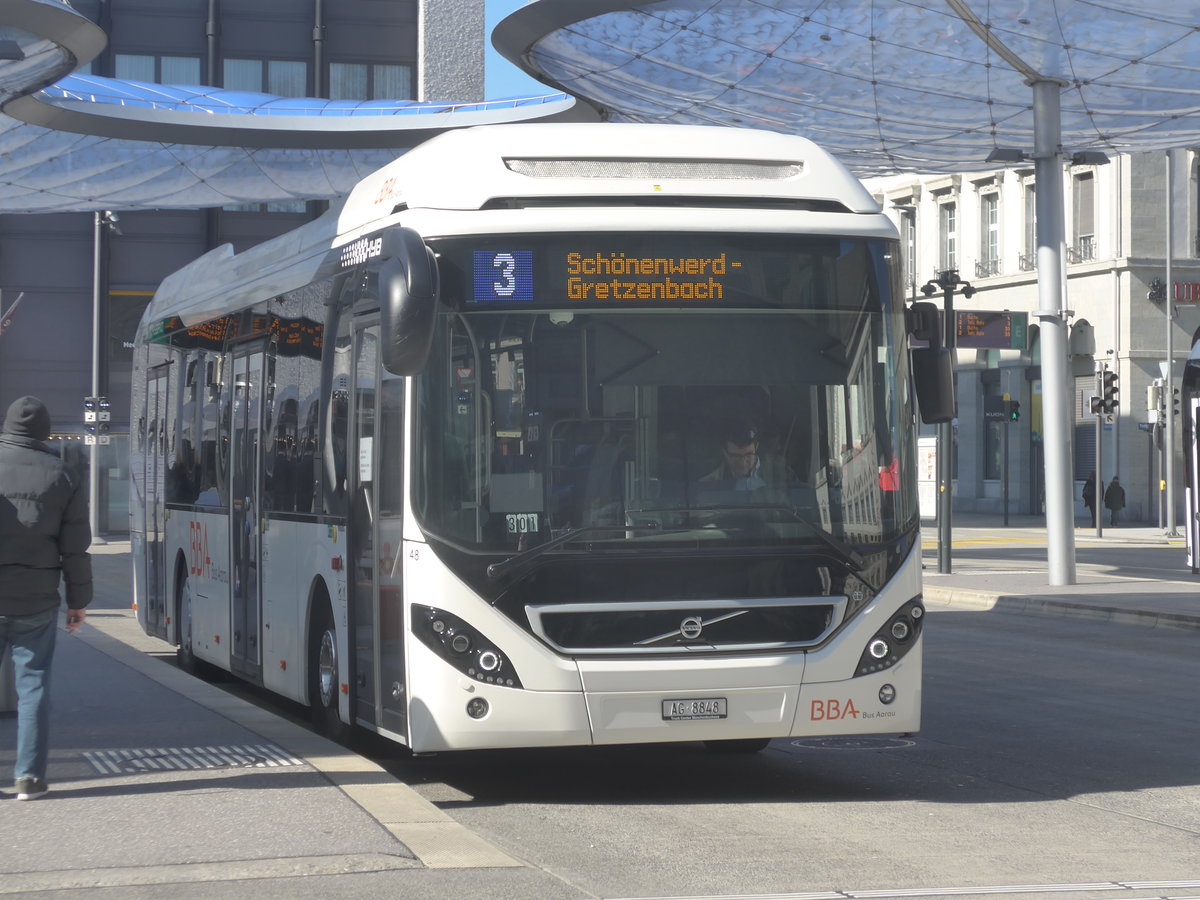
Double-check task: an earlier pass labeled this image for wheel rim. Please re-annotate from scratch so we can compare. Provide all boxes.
[180,579,193,655]
[317,628,337,708]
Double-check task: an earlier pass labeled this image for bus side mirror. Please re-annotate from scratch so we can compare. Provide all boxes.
[380,227,439,376]
[911,347,956,423]
[907,301,956,424]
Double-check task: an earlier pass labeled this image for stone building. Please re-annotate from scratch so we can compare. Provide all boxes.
[867,149,1200,523]
[0,0,484,534]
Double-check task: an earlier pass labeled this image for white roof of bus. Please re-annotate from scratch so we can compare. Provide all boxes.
[148,123,882,328]
[337,123,880,233]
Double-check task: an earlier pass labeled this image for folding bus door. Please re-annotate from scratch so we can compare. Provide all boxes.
[141,363,171,638]
[349,321,407,738]
[229,346,265,681]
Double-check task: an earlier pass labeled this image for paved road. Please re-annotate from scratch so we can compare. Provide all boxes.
[368,606,1200,899]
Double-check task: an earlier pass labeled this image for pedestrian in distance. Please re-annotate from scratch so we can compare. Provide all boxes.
[1104,475,1125,527]
[1081,469,1098,527]
[0,396,91,801]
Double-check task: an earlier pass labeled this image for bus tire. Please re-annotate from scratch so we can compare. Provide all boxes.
[309,600,352,743]
[704,738,771,753]
[176,567,210,679]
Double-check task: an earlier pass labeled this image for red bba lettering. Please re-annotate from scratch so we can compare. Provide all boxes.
[810,698,860,720]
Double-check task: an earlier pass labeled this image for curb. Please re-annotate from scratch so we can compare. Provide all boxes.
[923,586,1200,632]
[73,611,523,871]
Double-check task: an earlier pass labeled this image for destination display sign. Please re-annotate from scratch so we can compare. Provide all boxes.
[955,310,1028,350]
[438,234,881,311]
[473,247,746,304]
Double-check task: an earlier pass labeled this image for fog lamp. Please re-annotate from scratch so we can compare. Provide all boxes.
[466,697,489,719]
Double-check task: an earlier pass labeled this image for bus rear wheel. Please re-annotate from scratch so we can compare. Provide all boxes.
[704,738,772,753]
[176,571,205,677]
[309,603,352,743]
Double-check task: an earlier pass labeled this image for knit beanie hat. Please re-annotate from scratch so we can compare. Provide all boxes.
[3,395,52,441]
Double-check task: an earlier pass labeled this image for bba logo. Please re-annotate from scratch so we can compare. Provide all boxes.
[810,698,859,721]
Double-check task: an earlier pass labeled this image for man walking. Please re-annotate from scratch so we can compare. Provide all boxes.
[0,396,91,801]
[1104,475,1126,527]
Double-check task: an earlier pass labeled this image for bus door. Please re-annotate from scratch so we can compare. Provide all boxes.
[141,362,171,638]
[229,346,265,679]
[350,322,408,736]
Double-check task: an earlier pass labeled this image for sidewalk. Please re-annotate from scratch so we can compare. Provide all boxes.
[1,532,1195,897]
[921,512,1200,631]
[0,544,566,899]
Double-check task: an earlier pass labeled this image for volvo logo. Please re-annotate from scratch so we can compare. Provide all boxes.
[680,616,704,639]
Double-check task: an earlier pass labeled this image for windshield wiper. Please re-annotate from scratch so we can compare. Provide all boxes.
[689,504,867,578]
[486,524,670,581]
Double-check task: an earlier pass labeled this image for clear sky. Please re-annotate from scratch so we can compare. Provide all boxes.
[484,0,555,99]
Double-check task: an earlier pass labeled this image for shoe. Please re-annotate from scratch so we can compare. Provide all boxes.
[15,777,48,801]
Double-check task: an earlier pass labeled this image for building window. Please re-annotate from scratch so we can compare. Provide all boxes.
[1021,182,1037,271]
[1194,155,1200,257]
[329,63,413,100]
[1069,172,1095,263]
[976,192,1000,277]
[896,207,916,299]
[115,54,201,85]
[224,59,308,97]
[939,201,957,273]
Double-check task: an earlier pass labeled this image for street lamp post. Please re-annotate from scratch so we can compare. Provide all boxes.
[922,269,974,574]
[89,210,120,545]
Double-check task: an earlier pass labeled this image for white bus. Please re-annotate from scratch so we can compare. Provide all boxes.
[130,123,954,754]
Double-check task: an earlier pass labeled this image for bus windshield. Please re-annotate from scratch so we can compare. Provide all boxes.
[414,233,917,569]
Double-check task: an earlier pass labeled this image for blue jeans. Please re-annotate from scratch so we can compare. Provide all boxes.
[1,608,58,783]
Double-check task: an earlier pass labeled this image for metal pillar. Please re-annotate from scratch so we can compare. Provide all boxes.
[1094,363,1103,538]
[1165,150,1177,536]
[1031,79,1076,585]
[90,211,107,545]
[923,270,972,574]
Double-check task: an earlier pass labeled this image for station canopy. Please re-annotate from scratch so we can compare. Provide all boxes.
[2,0,1200,210]
[495,0,1200,176]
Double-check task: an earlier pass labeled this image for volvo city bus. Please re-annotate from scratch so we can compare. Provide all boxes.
[130,123,953,754]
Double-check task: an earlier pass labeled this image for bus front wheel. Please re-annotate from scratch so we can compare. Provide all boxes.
[309,603,352,743]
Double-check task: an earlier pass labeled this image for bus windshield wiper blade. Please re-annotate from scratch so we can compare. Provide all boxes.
[486,524,643,581]
[800,522,866,574]
[689,504,867,576]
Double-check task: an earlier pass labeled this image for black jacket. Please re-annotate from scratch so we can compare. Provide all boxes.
[0,434,92,615]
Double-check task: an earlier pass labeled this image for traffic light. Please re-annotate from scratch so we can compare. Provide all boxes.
[1173,386,1180,418]
[1007,399,1020,421]
[1101,370,1119,414]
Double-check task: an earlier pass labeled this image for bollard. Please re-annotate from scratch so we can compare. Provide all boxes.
[0,642,16,712]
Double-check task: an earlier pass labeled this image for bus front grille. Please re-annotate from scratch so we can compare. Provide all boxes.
[525,597,845,655]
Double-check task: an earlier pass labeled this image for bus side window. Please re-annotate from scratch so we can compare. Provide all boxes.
[297,391,320,513]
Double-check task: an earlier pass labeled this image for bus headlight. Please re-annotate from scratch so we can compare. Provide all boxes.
[856,599,924,676]
[412,605,524,689]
